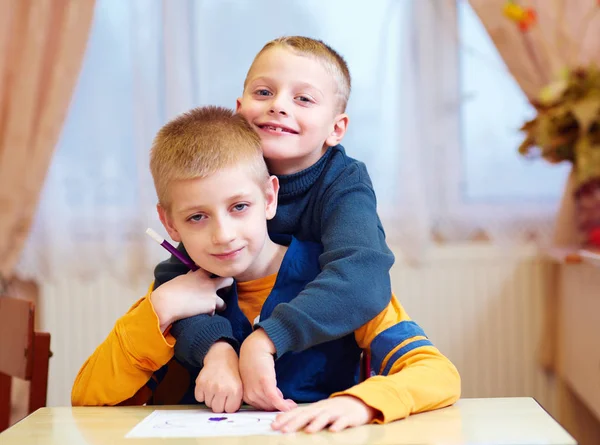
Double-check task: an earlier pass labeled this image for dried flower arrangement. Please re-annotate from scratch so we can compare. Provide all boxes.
[503,1,600,245]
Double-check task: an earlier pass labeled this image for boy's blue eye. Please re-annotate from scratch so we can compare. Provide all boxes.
[189,214,205,222]
[233,203,248,212]
[256,89,271,96]
[297,96,311,102]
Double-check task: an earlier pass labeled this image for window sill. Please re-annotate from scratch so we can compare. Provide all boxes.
[544,247,600,268]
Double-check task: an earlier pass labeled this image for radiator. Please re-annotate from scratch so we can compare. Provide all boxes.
[39,243,558,413]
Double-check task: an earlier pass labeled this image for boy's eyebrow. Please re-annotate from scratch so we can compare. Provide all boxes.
[227,192,253,202]
[175,204,205,215]
[246,76,275,86]
[295,81,324,98]
[247,76,324,98]
[176,192,253,214]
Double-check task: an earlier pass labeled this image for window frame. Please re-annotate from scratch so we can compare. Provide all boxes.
[422,0,567,231]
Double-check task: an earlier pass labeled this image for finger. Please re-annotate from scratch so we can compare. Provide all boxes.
[274,387,297,410]
[254,393,275,411]
[215,276,234,290]
[272,407,311,431]
[264,383,289,412]
[329,416,352,432]
[285,399,298,411]
[271,413,298,431]
[249,378,279,411]
[275,388,297,411]
[243,394,268,411]
[279,409,321,433]
[272,410,292,429]
[215,296,227,312]
[190,268,211,279]
[305,412,338,434]
[211,394,226,413]
[225,393,242,413]
[194,386,205,403]
[204,392,215,409]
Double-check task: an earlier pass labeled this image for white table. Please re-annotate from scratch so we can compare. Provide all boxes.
[0,397,576,444]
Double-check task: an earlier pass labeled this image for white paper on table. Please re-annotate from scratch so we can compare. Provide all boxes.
[125,409,282,438]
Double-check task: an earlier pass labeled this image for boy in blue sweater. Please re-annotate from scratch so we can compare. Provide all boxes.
[155,36,395,412]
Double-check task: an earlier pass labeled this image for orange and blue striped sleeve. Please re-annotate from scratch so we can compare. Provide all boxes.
[332,294,461,423]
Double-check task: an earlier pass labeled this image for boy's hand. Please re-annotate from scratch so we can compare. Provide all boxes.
[239,329,296,412]
[151,269,233,332]
[195,341,243,413]
[271,396,377,433]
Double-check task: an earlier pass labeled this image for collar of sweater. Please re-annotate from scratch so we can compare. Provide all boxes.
[276,146,335,200]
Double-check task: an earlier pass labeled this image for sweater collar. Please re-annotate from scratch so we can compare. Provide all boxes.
[276,146,335,200]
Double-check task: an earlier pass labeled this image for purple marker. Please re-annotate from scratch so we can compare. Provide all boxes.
[146,228,199,271]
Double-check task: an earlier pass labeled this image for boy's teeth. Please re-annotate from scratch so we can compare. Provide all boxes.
[263,124,290,133]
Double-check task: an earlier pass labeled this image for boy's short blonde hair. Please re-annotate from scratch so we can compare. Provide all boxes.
[245,36,351,113]
[150,106,268,209]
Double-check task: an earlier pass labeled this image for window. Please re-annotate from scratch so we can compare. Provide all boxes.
[458,1,570,203]
[30,0,564,278]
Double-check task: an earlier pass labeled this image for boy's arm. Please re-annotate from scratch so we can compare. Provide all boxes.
[71,286,175,406]
[258,165,395,356]
[170,314,239,368]
[271,296,460,432]
[153,247,239,368]
[334,295,461,423]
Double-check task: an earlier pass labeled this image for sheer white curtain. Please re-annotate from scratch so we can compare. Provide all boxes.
[18,0,431,279]
[17,0,192,282]
[17,0,566,281]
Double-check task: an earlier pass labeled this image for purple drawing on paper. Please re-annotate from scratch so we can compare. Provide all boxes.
[208,417,228,422]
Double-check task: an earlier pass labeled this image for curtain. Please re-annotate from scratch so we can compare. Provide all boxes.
[0,0,95,283]
[17,0,579,282]
[468,0,600,247]
[17,0,432,279]
[468,0,600,374]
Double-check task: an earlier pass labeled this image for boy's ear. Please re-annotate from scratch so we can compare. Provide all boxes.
[157,204,182,243]
[265,175,279,220]
[325,113,349,147]
[235,98,243,113]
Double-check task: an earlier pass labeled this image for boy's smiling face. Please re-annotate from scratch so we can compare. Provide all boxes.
[157,165,281,282]
[237,47,348,175]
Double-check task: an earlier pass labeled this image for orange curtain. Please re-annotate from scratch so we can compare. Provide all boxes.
[468,0,600,249]
[0,0,96,281]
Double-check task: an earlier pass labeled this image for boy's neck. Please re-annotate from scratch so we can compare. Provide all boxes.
[235,239,288,283]
[266,144,330,176]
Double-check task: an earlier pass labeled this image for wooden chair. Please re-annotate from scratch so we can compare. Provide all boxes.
[0,296,51,432]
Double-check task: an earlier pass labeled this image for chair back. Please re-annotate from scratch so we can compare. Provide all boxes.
[0,296,51,432]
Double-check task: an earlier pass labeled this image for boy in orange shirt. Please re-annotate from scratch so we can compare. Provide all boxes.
[72,106,460,433]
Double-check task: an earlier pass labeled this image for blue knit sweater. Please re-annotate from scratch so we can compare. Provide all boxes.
[155,145,395,367]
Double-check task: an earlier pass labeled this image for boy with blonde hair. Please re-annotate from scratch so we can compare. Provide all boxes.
[155,36,398,412]
[72,106,460,433]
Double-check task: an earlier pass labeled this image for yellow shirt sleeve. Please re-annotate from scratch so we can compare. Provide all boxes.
[332,294,461,423]
[71,284,175,406]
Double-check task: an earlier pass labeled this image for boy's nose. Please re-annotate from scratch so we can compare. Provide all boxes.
[269,107,287,116]
[211,222,236,245]
[268,96,288,116]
